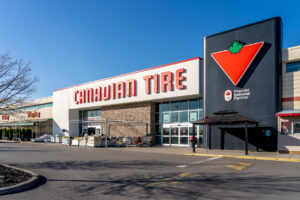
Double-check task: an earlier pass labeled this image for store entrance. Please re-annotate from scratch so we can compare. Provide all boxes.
[162,125,203,146]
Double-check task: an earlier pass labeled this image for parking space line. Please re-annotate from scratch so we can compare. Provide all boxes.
[176,156,221,168]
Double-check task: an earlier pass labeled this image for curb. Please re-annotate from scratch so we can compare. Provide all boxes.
[184,153,300,163]
[0,164,40,195]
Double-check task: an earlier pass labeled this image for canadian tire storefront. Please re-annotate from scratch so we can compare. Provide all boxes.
[52,17,300,152]
[53,58,204,147]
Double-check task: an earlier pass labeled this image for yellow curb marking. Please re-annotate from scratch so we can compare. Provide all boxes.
[146,181,180,186]
[177,173,201,178]
[184,153,300,163]
[225,165,245,171]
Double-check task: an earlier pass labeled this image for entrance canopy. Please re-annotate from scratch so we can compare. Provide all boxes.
[193,110,258,125]
[191,110,258,155]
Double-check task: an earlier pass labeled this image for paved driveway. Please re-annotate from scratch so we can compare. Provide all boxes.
[0,143,300,200]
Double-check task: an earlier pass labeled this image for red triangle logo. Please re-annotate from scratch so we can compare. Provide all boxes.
[211,41,264,85]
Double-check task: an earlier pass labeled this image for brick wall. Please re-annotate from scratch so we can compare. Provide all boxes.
[101,102,155,137]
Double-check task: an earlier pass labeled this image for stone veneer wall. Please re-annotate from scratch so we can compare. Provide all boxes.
[101,102,155,137]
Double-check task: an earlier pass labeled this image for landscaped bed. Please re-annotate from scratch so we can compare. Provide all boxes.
[0,165,32,188]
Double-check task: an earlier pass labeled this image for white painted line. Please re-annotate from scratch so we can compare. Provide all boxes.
[190,156,221,165]
[176,157,221,168]
[176,165,187,168]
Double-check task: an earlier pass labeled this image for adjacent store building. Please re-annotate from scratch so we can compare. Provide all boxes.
[277,45,300,153]
[0,96,53,140]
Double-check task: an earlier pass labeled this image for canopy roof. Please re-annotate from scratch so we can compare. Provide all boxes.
[276,109,300,117]
[0,119,52,127]
[193,110,258,125]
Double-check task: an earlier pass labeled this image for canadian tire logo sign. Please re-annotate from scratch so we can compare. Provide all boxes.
[211,41,264,85]
[224,89,232,102]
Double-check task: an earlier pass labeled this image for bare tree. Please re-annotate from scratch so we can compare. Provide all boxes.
[0,53,38,114]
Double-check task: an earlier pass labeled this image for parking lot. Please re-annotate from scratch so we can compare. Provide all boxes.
[0,142,300,200]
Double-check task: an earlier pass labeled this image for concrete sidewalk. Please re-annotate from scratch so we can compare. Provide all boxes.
[108,146,300,162]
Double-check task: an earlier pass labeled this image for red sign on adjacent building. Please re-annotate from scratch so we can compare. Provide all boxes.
[2,115,9,120]
[28,111,40,118]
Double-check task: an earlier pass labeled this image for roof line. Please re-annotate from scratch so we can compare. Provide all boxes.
[53,57,202,92]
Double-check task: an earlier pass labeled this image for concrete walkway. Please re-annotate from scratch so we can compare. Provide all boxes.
[108,146,300,161]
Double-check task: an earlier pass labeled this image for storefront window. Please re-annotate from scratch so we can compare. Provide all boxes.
[189,111,198,122]
[294,122,300,134]
[163,113,170,123]
[189,99,199,110]
[170,102,179,111]
[171,112,178,123]
[281,122,291,135]
[162,103,169,112]
[179,111,188,122]
[179,101,188,110]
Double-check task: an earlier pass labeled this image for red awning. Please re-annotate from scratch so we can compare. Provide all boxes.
[276,110,300,117]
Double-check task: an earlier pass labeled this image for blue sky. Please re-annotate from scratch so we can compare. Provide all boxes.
[0,0,299,99]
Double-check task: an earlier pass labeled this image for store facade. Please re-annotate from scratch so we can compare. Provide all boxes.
[51,17,300,152]
[0,96,53,140]
[53,57,203,146]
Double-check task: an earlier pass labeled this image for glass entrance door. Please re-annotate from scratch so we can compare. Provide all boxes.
[162,124,203,146]
[163,125,189,146]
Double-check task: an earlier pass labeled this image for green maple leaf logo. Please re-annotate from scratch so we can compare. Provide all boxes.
[229,41,244,54]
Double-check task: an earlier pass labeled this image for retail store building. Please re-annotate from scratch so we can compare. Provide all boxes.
[0,96,53,139]
[53,58,204,146]
[49,17,300,152]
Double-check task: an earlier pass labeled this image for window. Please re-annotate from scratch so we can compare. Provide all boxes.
[171,112,178,123]
[286,62,300,73]
[294,122,300,134]
[162,103,169,112]
[189,111,198,122]
[179,111,188,122]
[163,113,170,123]
[281,122,291,135]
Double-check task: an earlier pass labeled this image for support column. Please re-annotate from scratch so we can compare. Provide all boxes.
[245,122,249,155]
[192,124,196,153]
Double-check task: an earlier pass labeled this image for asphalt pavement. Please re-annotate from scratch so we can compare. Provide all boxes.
[0,142,300,200]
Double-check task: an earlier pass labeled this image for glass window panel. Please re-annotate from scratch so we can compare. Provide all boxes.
[171,137,178,144]
[281,122,291,135]
[171,112,178,123]
[189,111,198,122]
[163,113,170,123]
[286,62,300,73]
[179,111,188,122]
[170,102,179,111]
[199,99,203,109]
[155,113,160,123]
[179,101,188,110]
[199,109,204,119]
[294,122,300,134]
[163,128,169,136]
[171,127,179,136]
[162,103,169,112]
[163,137,169,144]
[180,127,188,136]
[155,136,162,144]
[189,127,194,136]
[180,137,188,144]
[189,99,199,110]
[155,124,161,135]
